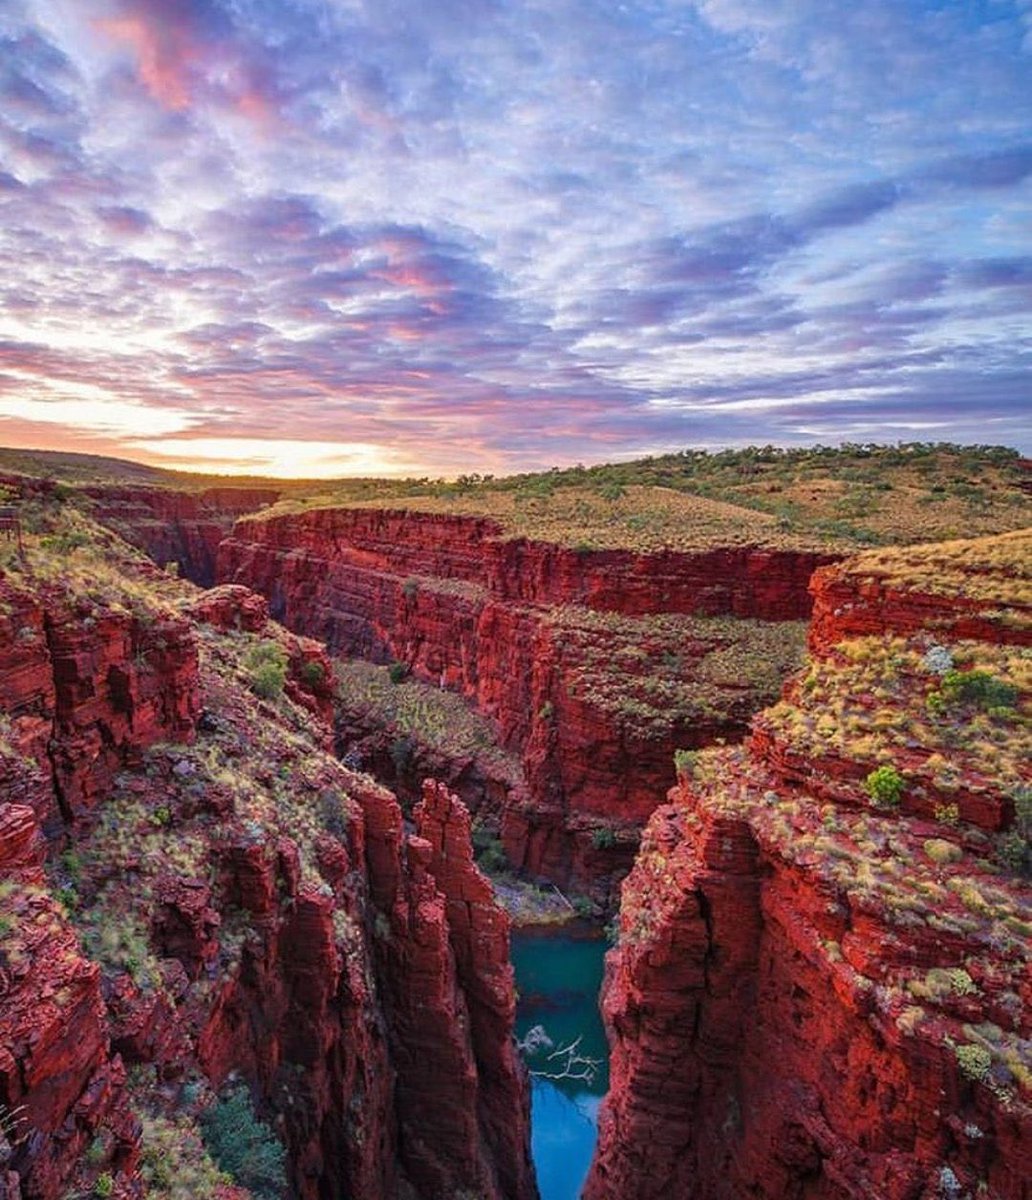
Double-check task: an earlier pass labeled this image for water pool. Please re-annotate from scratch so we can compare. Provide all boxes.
[511,925,609,1200]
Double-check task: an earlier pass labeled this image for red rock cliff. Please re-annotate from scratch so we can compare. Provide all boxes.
[0,542,533,1200]
[219,507,825,889]
[586,529,1031,1200]
[83,485,279,586]
[364,779,536,1200]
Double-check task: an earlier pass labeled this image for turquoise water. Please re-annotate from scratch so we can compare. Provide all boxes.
[511,925,609,1200]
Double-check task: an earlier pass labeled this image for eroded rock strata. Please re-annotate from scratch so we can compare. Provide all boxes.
[0,522,533,1200]
[587,529,1031,1200]
[219,507,822,888]
[82,486,281,586]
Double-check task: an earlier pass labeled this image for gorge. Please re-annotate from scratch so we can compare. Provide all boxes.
[0,445,1029,1200]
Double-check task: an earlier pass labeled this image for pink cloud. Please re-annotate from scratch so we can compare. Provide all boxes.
[96,12,196,111]
[94,1,280,126]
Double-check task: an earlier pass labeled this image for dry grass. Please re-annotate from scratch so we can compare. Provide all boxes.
[335,658,522,783]
[550,606,808,738]
[762,635,1031,796]
[245,443,1032,554]
[328,485,826,553]
[840,528,1032,610]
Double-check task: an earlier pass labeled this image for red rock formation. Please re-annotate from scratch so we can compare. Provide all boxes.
[586,532,1031,1200]
[185,582,335,733]
[362,779,536,1200]
[83,485,279,586]
[44,603,199,826]
[808,531,1032,656]
[0,575,199,832]
[415,780,536,1200]
[222,507,828,621]
[589,771,1031,1200]
[1,550,533,1200]
[0,805,136,1200]
[219,508,823,887]
[186,583,270,632]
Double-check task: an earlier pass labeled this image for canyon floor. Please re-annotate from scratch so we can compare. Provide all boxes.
[0,443,1029,1200]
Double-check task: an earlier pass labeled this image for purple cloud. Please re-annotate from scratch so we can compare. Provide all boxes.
[0,0,1029,474]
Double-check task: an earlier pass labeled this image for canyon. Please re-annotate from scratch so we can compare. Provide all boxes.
[0,453,1029,1200]
[215,505,825,893]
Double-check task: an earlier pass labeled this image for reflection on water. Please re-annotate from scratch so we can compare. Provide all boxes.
[511,925,609,1200]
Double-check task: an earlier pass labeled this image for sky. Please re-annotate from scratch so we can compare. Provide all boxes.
[0,0,1030,478]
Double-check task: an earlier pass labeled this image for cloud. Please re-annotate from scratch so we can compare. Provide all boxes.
[0,0,1028,474]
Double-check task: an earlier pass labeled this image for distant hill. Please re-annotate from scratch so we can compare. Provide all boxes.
[1,441,1029,553]
[252,442,1032,553]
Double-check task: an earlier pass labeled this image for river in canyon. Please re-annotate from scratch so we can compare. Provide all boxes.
[511,924,609,1200]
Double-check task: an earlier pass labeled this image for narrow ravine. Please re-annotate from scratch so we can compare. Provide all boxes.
[511,925,610,1200]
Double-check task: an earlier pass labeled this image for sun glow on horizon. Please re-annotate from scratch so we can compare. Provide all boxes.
[127,436,424,479]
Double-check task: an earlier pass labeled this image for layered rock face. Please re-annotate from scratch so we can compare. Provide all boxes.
[0,536,532,1200]
[83,485,280,585]
[587,529,1031,1200]
[0,574,200,835]
[366,779,535,1200]
[220,507,822,888]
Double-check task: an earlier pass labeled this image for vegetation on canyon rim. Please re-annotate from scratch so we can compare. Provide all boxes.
[242,441,1031,553]
[652,531,1032,1131]
[4,441,1029,556]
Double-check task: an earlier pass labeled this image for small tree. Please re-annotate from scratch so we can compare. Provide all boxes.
[199,1085,286,1199]
[244,641,288,700]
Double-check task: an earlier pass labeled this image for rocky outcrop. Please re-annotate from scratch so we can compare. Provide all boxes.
[220,507,827,623]
[0,790,136,1200]
[0,576,199,835]
[586,530,1031,1200]
[0,542,533,1200]
[219,508,822,888]
[808,530,1032,655]
[364,779,536,1200]
[83,485,279,586]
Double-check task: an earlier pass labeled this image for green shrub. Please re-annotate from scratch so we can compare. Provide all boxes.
[865,764,904,809]
[673,748,698,780]
[199,1085,286,1199]
[299,659,326,688]
[940,669,1019,711]
[997,831,1029,874]
[997,785,1032,876]
[472,822,509,874]
[591,827,617,850]
[40,530,90,554]
[923,839,962,866]
[94,1174,114,1198]
[387,661,409,684]
[244,642,288,700]
[318,790,349,838]
[954,1043,992,1082]
[389,735,415,775]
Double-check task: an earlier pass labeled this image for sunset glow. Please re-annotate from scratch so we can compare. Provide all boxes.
[1,0,1030,473]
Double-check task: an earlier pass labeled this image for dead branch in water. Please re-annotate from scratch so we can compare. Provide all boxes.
[516,1025,601,1085]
